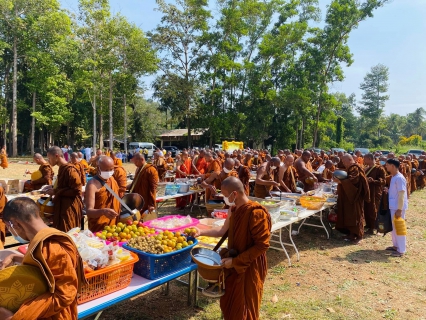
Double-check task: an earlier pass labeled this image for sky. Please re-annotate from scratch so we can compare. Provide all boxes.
[59,0,426,116]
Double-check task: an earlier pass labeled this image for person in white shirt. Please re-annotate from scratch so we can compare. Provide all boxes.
[385,158,408,257]
[84,147,92,161]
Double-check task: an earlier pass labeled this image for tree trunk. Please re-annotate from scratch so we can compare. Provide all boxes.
[40,127,44,154]
[108,73,113,150]
[123,94,127,155]
[300,118,305,149]
[12,35,18,156]
[92,92,97,152]
[312,97,321,148]
[66,124,70,146]
[99,92,103,150]
[295,121,299,150]
[31,92,36,155]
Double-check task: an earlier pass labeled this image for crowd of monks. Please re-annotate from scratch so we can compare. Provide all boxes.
[0,145,422,319]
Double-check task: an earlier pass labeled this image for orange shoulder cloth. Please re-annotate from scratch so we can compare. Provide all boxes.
[23,227,87,293]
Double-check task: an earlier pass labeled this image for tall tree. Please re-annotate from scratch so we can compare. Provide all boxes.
[357,63,389,137]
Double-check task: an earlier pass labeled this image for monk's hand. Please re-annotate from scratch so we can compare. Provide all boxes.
[395,209,402,218]
[367,177,374,183]
[209,185,217,194]
[221,258,233,269]
[190,227,201,237]
[332,177,341,184]
[383,187,388,194]
[0,255,13,270]
[102,208,118,219]
[148,206,155,213]
[0,307,13,320]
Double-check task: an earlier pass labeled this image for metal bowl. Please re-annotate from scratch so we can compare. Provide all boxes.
[191,247,223,283]
[121,193,144,214]
[411,168,417,174]
[333,170,348,180]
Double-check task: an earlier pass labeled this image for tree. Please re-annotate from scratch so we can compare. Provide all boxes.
[357,63,390,133]
[149,0,210,147]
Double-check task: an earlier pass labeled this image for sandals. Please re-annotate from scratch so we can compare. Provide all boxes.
[385,246,397,251]
[390,252,404,257]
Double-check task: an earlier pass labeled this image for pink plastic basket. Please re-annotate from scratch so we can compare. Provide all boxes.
[143,215,199,232]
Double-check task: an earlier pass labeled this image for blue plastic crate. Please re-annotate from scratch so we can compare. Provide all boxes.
[122,238,198,280]
[165,184,179,196]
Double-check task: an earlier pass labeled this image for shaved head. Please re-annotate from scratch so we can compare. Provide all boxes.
[3,197,40,222]
[270,157,281,167]
[342,154,355,169]
[325,160,333,168]
[47,146,64,157]
[132,152,145,167]
[33,153,45,165]
[33,153,43,160]
[284,155,294,166]
[224,158,235,170]
[77,152,84,159]
[221,176,245,195]
[98,155,114,172]
[70,152,79,163]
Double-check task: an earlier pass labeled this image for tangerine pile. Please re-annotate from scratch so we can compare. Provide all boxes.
[95,221,156,242]
[127,230,195,254]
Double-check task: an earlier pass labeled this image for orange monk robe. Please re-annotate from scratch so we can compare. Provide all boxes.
[0,150,8,169]
[0,186,7,249]
[337,159,346,170]
[208,170,238,200]
[336,164,370,239]
[194,156,208,175]
[322,165,335,180]
[113,165,128,197]
[311,158,323,171]
[321,154,329,161]
[88,177,121,232]
[53,163,83,232]
[411,160,419,193]
[176,158,193,208]
[129,164,158,213]
[252,157,263,167]
[73,161,86,186]
[364,165,386,229]
[166,157,174,164]
[204,160,224,200]
[154,157,167,180]
[237,165,251,196]
[306,161,313,172]
[28,163,54,191]
[113,158,123,167]
[281,166,298,193]
[254,171,273,199]
[417,160,426,189]
[279,155,286,162]
[221,201,271,320]
[80,159,89,170]
[15,228,85,320]
[402,161,411,197]
[243,158,252,168]
[356,157,364,166]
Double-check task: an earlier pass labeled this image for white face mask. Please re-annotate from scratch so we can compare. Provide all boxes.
[223,167,231,173]
[100,170,114,180]
[270,166,277,170]
[223,192,236,207]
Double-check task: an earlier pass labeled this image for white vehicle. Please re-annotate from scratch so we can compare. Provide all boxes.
[213,144,222,151]
[128,142,157,157]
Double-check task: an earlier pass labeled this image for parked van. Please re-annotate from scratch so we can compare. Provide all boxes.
[128,142,157,157]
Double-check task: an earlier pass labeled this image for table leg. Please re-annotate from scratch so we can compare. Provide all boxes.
[94,311,103,320]
[163,281,170,296]
[318,210,330,239]
[288,224,300,261]
[279,228,292,266]
[188,270,197,306]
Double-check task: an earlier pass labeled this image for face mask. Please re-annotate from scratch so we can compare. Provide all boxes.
[223,192,236,207]
[9,222,29,244]
[100,170,114,180]
[223,167,231,173]
[234,166,239,170]
[380,161,386,165]
[254,155,258,158]
[420,159,424,162]
[77,158,82,162]
[270,166,277,170]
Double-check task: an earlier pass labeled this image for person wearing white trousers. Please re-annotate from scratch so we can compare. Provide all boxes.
[386,159,408,257]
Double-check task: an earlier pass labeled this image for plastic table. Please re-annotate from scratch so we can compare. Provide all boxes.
[78,264,198,319]
[270,206,329,266]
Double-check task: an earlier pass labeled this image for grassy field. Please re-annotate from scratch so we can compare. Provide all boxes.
[2,162,426,320]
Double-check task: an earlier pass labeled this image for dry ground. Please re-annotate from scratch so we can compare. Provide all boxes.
[2,162,426,320]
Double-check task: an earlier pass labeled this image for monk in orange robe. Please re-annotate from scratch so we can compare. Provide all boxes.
[87,149,103,175]
[337,151,346,169]
[24,153,54,191]
[110,151,123,167]
[70,152,86,186]
[193,150,208,175]
[44,146,83,232]
[242,153,252,168]
[234,159,251,196]
[203,152,222,180]
[113,165,128,198]
[311,153,323,171]
[85,156,120,232]
[0,185,7,249]
[334,155,370,243]
[320,150,329,161]
[128,153,158,213]
[321,160,336,180]
[254,158,281,198]
[295,151,317,192]
[417,156,426,189]
[78,152,89,170]
[363,154,386,233]
[408,155,419,193]
[153,151,167,181]
[278,155,298,193]
[175,151,192,209]
[165,152,175,164]
[194,177,271,320]
[201,158,238,202]
[0,145,8,169]
[0,197,86,320]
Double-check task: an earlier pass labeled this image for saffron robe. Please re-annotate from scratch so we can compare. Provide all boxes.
[113,165,128,198]
[364,165,386,229]
[0,186,7,249]
[129,164,158,213]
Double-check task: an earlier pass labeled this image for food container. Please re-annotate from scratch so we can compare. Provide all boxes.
[176,183,190,193]
[143,215,199,232]
[123,239,198,280]
[300,195,326,210]
[164,184,179,196]
[248,196,282,223]
[198,218,216,229]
